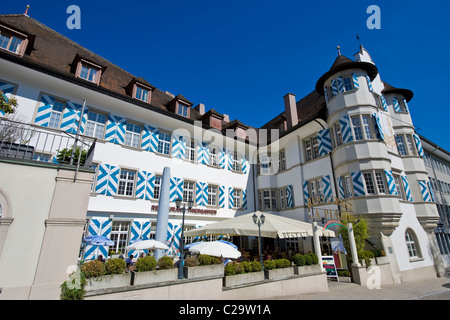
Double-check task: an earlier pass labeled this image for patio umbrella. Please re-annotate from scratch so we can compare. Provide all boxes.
[185,240,238,250]
[125,239,169,251]
[188,241,241,259]
[84,235,114,246]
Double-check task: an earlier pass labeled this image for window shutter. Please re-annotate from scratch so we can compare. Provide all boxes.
[371,113,384,140]
[84,218,112,260]
[228,187,234,209]
[337,177,345,199]
[61,101,84,134]
[35,94,55,127]
[219,148,227,169]
[105,114,127,145]
[136,171,155,200]
[403,98,410,113]
[197,142,210,165]
[336,76,344,93]
[242,189,248,210]
[413,133,424,157]
[171,134,186,159]
[219,186,226,208]
[381,96,389,112]
[318,129,332,156]
[169,177,184,202]
[141,125,159,152]
[427,181,436,202]
[324,86,328,102]
[129,219,152,256]
[366,75,373,92]
[196,182,208,206]
[95,164,119,196]
[303,181,309,205]
[340,115,354,144]
[352,73,359,89]
[401,174,413,202]
[286,185,294,208]
[384,170,398,196]
[418,180,431,202]
[393,98,401,112]
[331,79,338,96]
[322,175,333,199]
[351,172,366,197]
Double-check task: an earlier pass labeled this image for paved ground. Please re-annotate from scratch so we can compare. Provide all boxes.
[269,276,450,300]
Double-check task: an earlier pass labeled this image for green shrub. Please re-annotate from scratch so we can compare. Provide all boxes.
[338,270,350,277]
[304,254,313,266]
[135,256,157,272]
[104,258,126,275]
[241,261,252,273]
[292,254,306,266]
[307,253,319,265]
[358,250,375,267]
[275,259,291,268]
[184,256,198,267]
[224,263,236,276]
[60,271,86,300]
[264,260,276,270]
[251,260,262,272]
[198,255,221,266]
[157,256,174,269]
[80,260,105,278]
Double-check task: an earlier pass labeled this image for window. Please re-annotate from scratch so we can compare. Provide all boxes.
[351,116,363,141]
[363,172,376,195]
[183,181,195,203]
[279,189,286,209]
[395,134,416,156]
[154,176,161,200]
[124,122,141,148]
[278,149,286,172]
[157,132,171,155]
[362,115,375,140]
[0,31,24,54]
[186,139,195,161]
[342,175,353,198]
[234,189,242,208]
[304,136,319,162]
[259,153,271,174]
[85,111,106,139]
[47,100,65,129]
[405,229,421,259]
[333,122,343,147]
[78,62,100,84]
[178,103,188,117]
[375,172,386,194]
[118,169,136,197]
[208,185,218,206]
[395,99,408,113]
[209,147,218,167]
[308,178,324,199]
[232,152,241,172]
[110,221,129,254]
[342,76,354,92]
[135,85,149,102]
[363,170,387,195]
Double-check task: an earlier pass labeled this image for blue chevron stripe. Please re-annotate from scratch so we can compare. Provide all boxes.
[196,182,208,206]
[352,172,366,197]
[322,176,332,199]
[105,114,126,144]
[331,79,338,95]
[366,75,373,92]
[428,181,436,202]
[401,174,413,202]
[171,134,186,159]
[352,73,359,89]
[241,155,249,174]
[303,181,309,205]
[336,76,344,93]
[381,96,389,112]
[403,99,410,113]
[35,94,55,127]
[170,177,183,202]
[340,115,353,144]
[141,125,159,152]
[286,185,294,208]
[384,170,398,196]
[84,218,112,260]
[372,113,384,140]
[413,133,424,157]
[242,189,248,210]
[228,187,234,209]
[61,101,84,133]
[338,177,345,199]
[198,142,210,165]
[318,129,332,156]
[418,180,431,202]
[393,98,401,112]
[95,164,119,196]
[219,186,226,208]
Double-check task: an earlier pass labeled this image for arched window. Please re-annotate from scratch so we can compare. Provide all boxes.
[405,229,421,259]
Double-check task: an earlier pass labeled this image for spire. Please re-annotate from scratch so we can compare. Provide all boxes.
[24,4,30,16]
[337,46,341,56]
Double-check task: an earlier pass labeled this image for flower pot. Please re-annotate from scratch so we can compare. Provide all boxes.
[84,273,132,291]
[264,267,294,280]
[183,263,224,280]
[223,271,265,288]
[293,264,322,277]
[132,268,178,286]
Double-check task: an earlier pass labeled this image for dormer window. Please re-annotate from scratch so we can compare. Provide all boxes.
[135,85,149,102]
[126,78,153,104]
[80,63,98,82]
[178,102,189,117]
[0,25,28,56]
[73,56,104,85]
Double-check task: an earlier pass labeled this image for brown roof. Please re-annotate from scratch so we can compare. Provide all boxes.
[381,81,414,102]
[0,14,214,122]
[315,54,378,95]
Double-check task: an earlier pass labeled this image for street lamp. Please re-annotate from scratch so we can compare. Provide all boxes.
[252,212,265,271]
[175,198,194,279]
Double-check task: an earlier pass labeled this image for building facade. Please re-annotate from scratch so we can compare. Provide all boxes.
[0,13,447,295]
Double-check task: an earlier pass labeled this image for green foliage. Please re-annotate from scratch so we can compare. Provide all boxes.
[307,253,319,265]
[0,91,18,115]
[60,271,86,300]
[250,260,262,272]
[338,270,350,277]
[275,258,291,268]
[292,254,306,266]
[358,250,375,267]
[240,261,252,273]
[157,256,174,269]
[339,216,370,255]
[135,256,157,272]
[80,260,105,278]
[197,254,221,266]
[304,254,313,265]
[263,260,276,270]
[104,258,126,275]
[184,256,198,267]
[56,146,87,165]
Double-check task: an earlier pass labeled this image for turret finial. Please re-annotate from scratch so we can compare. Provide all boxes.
[337,46,341,56]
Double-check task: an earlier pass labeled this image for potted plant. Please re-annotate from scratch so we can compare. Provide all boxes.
[82,259,131,292]
[337,270,352,283]
[264,258,294,280]
[183,255,224,280]
[292,253,322,277]
[132,256,177,286]
[223,261,265,288]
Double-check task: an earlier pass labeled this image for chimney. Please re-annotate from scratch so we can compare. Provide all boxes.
[195,103,205,115]
[223,114,230,123]
[284,93,298,129]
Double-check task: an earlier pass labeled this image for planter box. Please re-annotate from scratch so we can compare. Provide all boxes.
[132,268,178,286]
[184,263,224,280]
[84,273,132,292]
[293,264,321,277]
[223,271,265,288]
[264,267,294,280]
[338,276,352,283]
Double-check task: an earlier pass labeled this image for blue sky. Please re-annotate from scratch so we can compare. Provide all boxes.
[2,1,450,150]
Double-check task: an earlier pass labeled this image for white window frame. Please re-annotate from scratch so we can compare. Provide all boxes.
[185,139,195,162]
[85,111,106,139]
[124,122,141,148]
[232,152,241,172]
[183,181,195,203]
[234,189,242,209]
[157,131,171,155]
[153,176,161,200]
[304,136,319,162]
[110,221,130,254]
[117,169,136,197]
[278,149,286,172]
[209,146,218,167]
[207,185,218,206]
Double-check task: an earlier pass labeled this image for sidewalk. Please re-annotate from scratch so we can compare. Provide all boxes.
[269,276,450,300]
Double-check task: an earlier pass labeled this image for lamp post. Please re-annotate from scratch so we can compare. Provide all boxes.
[175,198,194,279]
[252,212,265,271]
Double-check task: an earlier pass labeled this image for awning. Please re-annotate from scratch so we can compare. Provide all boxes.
[184,211,335,239]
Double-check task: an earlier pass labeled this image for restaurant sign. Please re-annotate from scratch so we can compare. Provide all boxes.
[150,205,217,216]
